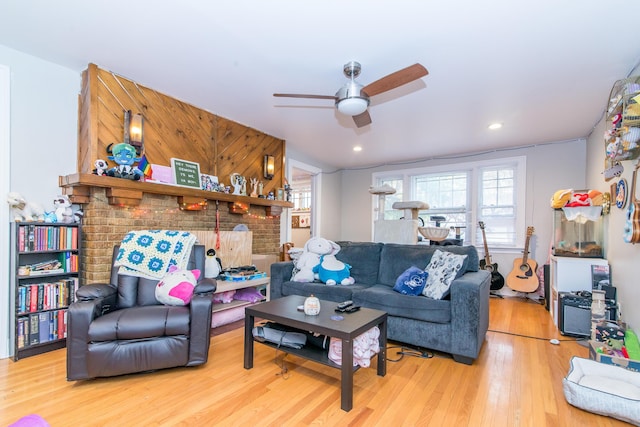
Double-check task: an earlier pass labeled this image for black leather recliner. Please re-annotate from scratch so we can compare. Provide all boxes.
[67,245,216,380]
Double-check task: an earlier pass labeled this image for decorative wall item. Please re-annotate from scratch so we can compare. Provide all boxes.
[171,158,202,189]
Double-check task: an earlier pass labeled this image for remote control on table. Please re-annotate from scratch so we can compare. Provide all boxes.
[336,300,353,310]
[343,305,361,313]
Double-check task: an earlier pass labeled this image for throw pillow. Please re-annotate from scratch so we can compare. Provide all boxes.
[393,266,429,296]
[422,249,467,300]
[155,265,200,306]
[233,287,265,303]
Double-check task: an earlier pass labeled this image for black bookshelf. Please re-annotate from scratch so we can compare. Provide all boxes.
[10,222,81,361]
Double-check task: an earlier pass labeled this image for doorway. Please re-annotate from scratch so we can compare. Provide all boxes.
[283,159,321,251]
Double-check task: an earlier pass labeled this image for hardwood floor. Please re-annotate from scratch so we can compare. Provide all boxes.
[0,297,631,426]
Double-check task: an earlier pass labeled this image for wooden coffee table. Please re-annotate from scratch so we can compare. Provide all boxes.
[244,295,387,412]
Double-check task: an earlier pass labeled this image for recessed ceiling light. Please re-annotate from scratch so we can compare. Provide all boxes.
[488,123,503,130]
[353,146,362,152]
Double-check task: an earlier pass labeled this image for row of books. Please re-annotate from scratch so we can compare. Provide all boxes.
[19,253,79,277]
[18,225,78,252]
[17,278,78,314]
[17,310,67,349]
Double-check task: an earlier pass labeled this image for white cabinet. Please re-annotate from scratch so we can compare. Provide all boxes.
[549,255,608,326]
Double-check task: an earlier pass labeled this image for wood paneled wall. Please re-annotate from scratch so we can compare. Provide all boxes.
[78,63,285,195]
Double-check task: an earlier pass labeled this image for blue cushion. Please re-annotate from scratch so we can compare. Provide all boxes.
[393,266,428,295]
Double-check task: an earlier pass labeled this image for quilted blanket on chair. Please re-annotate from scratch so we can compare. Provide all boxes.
[114,230,197,280]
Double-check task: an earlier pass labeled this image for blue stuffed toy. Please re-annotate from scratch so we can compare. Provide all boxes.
[313,254,355,285]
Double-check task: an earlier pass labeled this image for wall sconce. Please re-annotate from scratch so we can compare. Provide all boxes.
[264,155,275,180]
[124,110,144,154]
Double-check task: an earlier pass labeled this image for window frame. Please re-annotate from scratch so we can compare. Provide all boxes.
[372,156,526,249]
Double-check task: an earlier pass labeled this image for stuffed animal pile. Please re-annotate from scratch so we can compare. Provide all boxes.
[292,237,354,285]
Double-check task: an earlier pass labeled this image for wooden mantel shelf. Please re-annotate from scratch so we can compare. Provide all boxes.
[59,173,293,215]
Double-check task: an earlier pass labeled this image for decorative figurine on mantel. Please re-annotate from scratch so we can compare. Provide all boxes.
[250,177,259,197]
[258,181,264,198]
[230,173,246,196]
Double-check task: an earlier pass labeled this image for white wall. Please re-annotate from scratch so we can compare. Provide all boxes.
[0,45,80,204]
[586,107,640,331]
[338,139,587,271]
[0,44,80,357]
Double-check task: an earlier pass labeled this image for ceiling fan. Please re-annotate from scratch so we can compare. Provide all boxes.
[274,61,428,128]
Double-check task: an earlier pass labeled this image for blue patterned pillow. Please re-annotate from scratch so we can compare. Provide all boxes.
[393,266,429,296]
[422,249,467,299]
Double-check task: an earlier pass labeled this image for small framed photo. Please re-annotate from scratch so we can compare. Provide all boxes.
[277,188,285,201]
[200,174,218,191]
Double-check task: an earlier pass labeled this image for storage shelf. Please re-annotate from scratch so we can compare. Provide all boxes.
[212,277,270,316]
[11,222,81,361]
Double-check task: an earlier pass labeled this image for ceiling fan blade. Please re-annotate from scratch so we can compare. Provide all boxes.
[361,63,428,97]
[352,110,372,128]
[273,93,336,100]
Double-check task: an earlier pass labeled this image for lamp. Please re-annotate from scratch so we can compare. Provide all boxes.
[264,155,275,180]
[336,97,369,116]
[335,81,369,116]
[124,110,144,154]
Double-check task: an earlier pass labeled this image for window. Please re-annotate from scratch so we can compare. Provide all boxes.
[373,156,526,248]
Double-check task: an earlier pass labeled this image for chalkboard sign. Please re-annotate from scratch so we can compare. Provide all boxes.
[171,158,202,189]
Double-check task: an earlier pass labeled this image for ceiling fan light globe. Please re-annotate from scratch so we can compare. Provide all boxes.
[336,97,369,116]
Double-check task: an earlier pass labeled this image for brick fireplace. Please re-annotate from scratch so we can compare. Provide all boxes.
[79,188,281,284]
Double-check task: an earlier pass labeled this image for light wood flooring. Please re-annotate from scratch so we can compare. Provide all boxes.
[0,297,632,426]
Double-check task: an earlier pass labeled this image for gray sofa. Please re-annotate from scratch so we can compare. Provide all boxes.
[270,242,491,364]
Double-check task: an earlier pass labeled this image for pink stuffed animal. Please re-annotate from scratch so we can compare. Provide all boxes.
[155,265,200,306]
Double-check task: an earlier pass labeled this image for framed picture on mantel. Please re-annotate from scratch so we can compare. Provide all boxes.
[171,158,202,189]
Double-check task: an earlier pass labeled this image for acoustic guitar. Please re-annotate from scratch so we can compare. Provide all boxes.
[478,221,504,291]
[623,161,640,244]
[506,226,539,293]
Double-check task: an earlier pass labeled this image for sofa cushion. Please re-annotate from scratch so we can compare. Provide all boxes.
[88,305,190,341]
[423,249,468,300]
[377,244,478,287]
[352,285,451,324]
[393,266,428,295]
[281,281,370,303]
[335,241,383,284]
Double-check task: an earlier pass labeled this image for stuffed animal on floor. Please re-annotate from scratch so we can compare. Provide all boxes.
[155,265,200,306]
[7,192,45,222]
[313,254,355,285]
[292,237,340,282]
[53,195,74,223]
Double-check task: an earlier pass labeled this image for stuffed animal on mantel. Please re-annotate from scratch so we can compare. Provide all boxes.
[7,192,45,222]
[53,195,74,223]
[314,254,355,285]
[292,237,340,282]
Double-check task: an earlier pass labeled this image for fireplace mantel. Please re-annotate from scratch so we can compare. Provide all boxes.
[59,173,293,215]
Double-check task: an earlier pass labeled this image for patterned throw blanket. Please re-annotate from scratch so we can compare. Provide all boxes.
[114,230,197,280]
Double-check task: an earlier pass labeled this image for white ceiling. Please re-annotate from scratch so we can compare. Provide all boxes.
[2,1,640,170]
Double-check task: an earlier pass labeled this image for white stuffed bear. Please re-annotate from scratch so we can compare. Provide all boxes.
[54,195,74,223]
[7,192,45,222]
[155,265,200,306]
[292,237,340,282]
